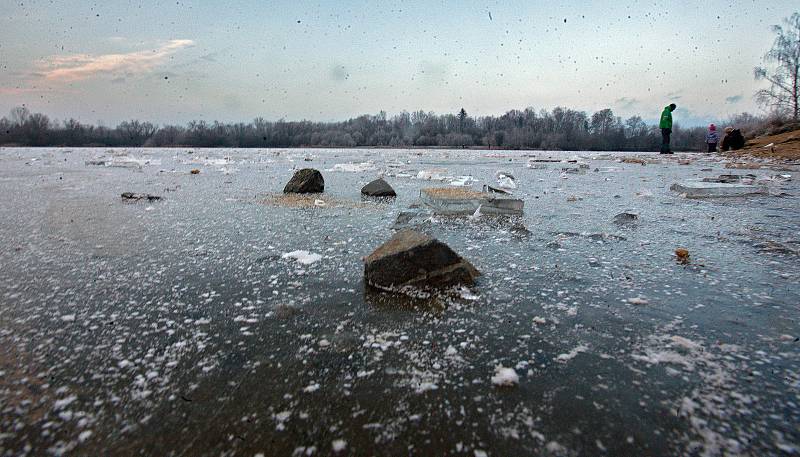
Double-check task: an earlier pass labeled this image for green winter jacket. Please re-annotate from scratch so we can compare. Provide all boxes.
[659,106,673,129]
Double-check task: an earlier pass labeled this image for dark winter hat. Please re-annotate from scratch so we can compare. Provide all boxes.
[669,103,677,110]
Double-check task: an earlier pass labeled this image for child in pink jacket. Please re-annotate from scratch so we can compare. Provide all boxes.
[705,124,719,153]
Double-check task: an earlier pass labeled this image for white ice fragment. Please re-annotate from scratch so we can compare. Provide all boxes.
[467,204,482,222]
[303,383,320,393]
[61,314,76,322]
[449,175,477,186]
[491,366,519,387]
[282,250,323,265]
[556,344,588,363]
[331,439,347,453]
[53,395,77,410]
[329,162,376,173]
[626,297,649,305]
[416,169,449,181]
[496,173,516,189]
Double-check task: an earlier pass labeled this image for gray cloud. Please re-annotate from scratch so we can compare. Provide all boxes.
[615,97,639,109]
[666,90,683,100]
[725,94,743,104]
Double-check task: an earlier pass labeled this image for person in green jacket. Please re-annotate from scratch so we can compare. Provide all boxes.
[659,103,677,154]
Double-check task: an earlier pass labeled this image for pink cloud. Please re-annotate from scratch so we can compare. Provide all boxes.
[39,39,194,82]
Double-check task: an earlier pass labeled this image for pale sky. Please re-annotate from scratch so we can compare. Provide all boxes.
[0,0,796,126]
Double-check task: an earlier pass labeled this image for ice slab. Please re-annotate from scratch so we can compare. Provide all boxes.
[670,181,768,198]
[419,187,524,215]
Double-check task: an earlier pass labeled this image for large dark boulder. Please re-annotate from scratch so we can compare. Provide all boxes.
[361,178,396,197]
[364,230,480,290]
[283,169,324,193]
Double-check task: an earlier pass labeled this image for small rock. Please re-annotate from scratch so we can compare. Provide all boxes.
[121,192,162,202]
[190,169,200,174]
[274,304,300,319]
[284,169,324,193]
[364,229,480,290]
[361,178,396,197]
[613,212,638,224]
[675,248,690,264]
[622,157,647,165]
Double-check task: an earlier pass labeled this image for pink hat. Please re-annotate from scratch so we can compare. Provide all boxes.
[709,124,716,131]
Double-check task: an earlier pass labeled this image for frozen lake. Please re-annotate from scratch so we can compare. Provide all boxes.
[0,147,798,456]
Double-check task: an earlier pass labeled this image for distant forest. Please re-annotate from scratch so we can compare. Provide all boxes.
[0,105,761,152]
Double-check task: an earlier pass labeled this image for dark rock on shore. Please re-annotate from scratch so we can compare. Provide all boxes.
[364,229,480,290]
[361,178,396,197]
[284,169,324,193]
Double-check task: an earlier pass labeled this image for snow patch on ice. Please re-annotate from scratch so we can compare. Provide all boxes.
[491,366,519,386]
[282,250,323,265]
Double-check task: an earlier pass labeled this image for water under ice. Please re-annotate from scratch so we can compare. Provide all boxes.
[0,146,798,456]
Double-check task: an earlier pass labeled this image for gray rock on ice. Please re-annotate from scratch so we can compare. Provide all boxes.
[284,168,324,193]
[361,178,397,197]
[364,229,480,291]
[121,192,162,202]
[613,212,638,224]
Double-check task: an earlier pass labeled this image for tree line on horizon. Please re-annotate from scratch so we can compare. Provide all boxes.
[0,105,760,152]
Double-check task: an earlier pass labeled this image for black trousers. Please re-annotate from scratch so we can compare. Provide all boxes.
[660,128,672,153]
[707,142,717,153]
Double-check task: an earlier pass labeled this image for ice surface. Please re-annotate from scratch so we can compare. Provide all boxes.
[0,147,798,456]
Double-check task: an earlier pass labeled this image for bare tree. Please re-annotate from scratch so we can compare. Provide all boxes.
[9,106,30,126]
[754,12,800,120]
